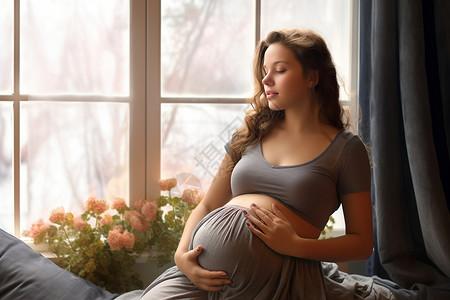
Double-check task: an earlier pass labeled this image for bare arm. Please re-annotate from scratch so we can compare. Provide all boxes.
[174,154,234,290]
[246,191,373,262]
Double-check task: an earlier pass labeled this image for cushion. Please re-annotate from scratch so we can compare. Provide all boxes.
[0,228,117,300]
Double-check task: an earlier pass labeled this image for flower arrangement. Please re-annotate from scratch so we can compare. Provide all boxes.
[27,176,333,293]
[25,178,201,294]
[320,215,336,239]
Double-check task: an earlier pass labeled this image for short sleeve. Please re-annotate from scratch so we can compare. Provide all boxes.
[337,135,371,195]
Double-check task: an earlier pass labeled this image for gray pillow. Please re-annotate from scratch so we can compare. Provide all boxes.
[0,228,117,300]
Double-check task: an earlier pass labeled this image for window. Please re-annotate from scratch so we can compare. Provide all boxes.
[261,0,354,102]
[159,0,253,194]
[1,0,146,237]
[161,0,254,97]
[0,0,14,233]
[0,101,13,232]
[155,0,358,230]
[20,0,130,96]
[0,0,13,94]
[2,0,357,237]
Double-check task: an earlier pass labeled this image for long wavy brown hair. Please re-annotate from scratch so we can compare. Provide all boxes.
[226,28,348,172]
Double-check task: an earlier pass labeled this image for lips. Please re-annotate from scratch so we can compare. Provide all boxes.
[265,90,278,100]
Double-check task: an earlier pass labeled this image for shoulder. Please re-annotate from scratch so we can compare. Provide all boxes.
[334,130,370,172]
[338,130,370,169]
[339,129,361,142]
[338,130,368,153]
[336,130,371,194]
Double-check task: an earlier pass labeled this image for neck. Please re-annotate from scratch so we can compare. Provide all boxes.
[281,103,322,135]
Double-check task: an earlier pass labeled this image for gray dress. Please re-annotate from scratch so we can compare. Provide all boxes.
[138,131,395,299]
[139,205,327,299]
[138,205,395,299]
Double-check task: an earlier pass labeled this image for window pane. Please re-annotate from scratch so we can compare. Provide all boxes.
[161,0,254,98]
[20,101,129,234]
[261,0,351,100]
[0,0,13,94]
[0,102,13,234]
[21,0,130,96]
[161,103,247,192]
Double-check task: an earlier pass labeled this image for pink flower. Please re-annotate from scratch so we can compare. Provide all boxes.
[141,201,158,221]
[85,197,109,214]
[133,199,149,211]
[99,214,112,227]
[120,230,135,250]
[49,207,65,223]
[108,227,135,250]
[124,211,150,232]
[112,197,127,211]
[27,221,49,238]
[107,229,122,250]
[74,215,86,231]
[182,189,202,205]
[113,225,123,233]
[158,178,177,191]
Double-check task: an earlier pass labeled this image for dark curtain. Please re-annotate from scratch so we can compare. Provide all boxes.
[359,0,450,299]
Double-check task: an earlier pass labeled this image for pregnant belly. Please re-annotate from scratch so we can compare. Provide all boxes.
[192,205,285,286]
[191,205,324,297]
[226,193,321,239]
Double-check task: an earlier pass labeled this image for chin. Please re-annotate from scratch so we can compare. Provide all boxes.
[268,101,283,111]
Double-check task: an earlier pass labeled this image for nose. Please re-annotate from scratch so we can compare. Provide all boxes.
[262,72,273,86]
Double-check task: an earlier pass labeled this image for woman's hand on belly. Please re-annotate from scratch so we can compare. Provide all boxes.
[176,245,232,291]
[244,203,300,256]
[227,194,321,239]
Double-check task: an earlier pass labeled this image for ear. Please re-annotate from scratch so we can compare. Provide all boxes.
[307,70,319,88]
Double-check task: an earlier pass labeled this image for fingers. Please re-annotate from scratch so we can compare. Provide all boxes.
[244,203,273,229]
[189,246,230,280]
[186,246,232,291]
[247,203,288,223]
[196,245,202,254]
[196,270,233,291]
[243,203,284,238]
[245,220,266,240]
[195,267,228,280]
[251,203,274,220]
[188,245,203,259]
[242,209,268,231]
[271,203,288,221]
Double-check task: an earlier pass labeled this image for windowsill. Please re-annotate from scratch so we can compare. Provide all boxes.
[23,229,364,282]
[22,238,59,261]
[24,227,346,260]
[24,238,156,264]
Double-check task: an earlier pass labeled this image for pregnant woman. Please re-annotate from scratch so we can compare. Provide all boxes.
[140,28,373,299]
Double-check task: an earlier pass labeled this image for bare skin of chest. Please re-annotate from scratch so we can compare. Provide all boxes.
[261,130,335,166]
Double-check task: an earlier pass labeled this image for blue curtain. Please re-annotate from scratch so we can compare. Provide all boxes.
[359,0,450,298]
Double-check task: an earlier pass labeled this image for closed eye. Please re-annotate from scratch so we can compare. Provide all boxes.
[276,70,286,73]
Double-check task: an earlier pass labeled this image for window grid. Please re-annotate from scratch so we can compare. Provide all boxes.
[150,0,359,189]
[4,0,146,237]
[4,0,358,237]
[150,0,359,231]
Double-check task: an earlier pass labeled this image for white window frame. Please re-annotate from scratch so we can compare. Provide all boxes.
[5,0,358,237]
[3,0,146,237]
[145,0,360,205]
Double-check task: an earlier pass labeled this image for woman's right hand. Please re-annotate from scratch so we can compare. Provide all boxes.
[173,154,234,291]
[175,245,232,291]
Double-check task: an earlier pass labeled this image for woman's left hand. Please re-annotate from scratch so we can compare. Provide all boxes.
[244,203,299,256]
